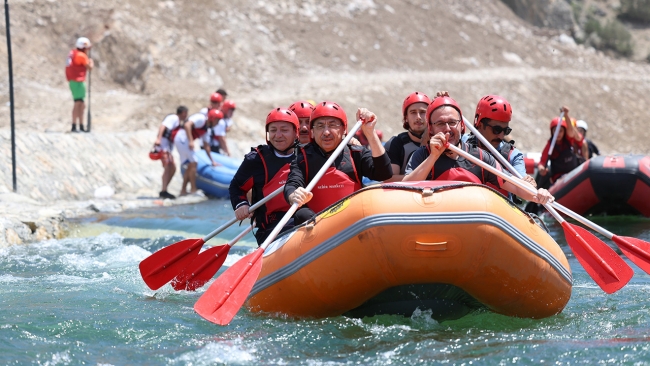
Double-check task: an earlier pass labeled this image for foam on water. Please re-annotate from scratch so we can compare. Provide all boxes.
[171,339,256,365]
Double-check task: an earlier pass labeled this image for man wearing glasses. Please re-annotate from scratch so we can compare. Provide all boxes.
[403,96,553,205]
[285,101,392,225]
[464,95,536,201]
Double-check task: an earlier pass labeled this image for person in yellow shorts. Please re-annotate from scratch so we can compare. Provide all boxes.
[65,37,94,132]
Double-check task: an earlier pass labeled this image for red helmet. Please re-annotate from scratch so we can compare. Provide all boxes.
[402,91,432,117]
[208,109,224,122]
[426,96,464,135]
[474,95,512,127]
[288,100,315,119]
[310,101,347,130]
[550,117,568,130]
[210,93,223,103]
[221,100,236,114]
[266,107,299,132]
[149,146,163,161]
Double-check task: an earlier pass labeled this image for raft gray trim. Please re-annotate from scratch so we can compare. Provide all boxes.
[250,212,573,297]
[196,173,229,189]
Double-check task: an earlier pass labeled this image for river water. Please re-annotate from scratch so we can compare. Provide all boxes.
[2,200,650,365]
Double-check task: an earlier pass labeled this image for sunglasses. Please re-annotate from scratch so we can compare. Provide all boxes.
[483,122,512,135]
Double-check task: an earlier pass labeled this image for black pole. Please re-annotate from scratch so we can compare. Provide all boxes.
[4,0,16,192]
[86,48,91,132]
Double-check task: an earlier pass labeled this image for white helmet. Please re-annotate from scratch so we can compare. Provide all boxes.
[75,37,91,49]
[576,120,588,131]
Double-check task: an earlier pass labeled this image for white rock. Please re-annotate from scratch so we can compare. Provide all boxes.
[94,185,115,199]
[502,51,523,64]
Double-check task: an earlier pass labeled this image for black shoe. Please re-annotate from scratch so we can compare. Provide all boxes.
[159,191,176,199]
[71,125,78,133]
[80,125,86,132]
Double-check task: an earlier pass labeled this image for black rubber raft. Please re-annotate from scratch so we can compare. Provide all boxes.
[549,154,650,216]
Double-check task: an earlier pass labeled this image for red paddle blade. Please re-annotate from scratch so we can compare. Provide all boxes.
[564,223,633,294]
[612,235,650,275]
[194,248,264,325]
[138,238,204,290]
[171,244,231,291]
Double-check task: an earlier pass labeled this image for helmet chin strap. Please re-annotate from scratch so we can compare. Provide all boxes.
[272,142,297,155]
[408,129,424,139]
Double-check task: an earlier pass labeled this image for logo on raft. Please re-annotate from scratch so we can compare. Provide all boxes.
[320,198,350,220]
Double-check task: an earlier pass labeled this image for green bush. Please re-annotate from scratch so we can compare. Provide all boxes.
[619,0,650,23]
[599,20,634,57]
[584,17,601,36]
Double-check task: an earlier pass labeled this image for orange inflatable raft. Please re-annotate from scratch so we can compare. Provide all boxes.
[247,181,572,321]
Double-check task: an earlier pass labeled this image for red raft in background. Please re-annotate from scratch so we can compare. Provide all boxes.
[549,155,650,217]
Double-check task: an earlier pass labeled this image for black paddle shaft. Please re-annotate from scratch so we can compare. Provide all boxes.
[86,48,91,132]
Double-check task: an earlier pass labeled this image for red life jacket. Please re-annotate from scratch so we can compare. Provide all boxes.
[191,125,208,140]
[257,146,291,215]
[486,142,514,196]
[65,49,87,82]
[300,145,362,213]
[550,140,579,181]
[169,122,208,142]
[426,143,483,184]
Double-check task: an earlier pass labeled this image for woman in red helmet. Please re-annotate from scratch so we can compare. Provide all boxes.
[229,108,299,244]
[402,95,553,205]
[384,91,432,182]
[173,108,222,196]
[537,106,585,187]
[284,102,392,225]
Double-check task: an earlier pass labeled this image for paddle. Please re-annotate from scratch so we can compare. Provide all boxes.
[171,224,254,291]
[445,140,633,294]
[138,186,283,290]
[548,111,564,157]
[552,204,650,275]
[86,48,92,132]
[194,119,366,325]
[463,120,650,275]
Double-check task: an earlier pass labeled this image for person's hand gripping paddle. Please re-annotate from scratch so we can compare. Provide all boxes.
[138,186,283,290]
[194,119,366,325]
[456,121,633,294]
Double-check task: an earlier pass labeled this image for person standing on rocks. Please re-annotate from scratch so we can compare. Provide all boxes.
[65,37,94,132]
[155,106,188,199]
[221,100,236,133]
[174,108,222,196]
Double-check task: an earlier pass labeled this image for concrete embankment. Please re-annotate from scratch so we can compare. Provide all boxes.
[0,129,220,247]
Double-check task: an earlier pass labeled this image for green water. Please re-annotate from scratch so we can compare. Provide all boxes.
[2,201,650,365]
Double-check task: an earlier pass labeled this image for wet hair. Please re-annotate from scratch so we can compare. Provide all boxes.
[176,106,188,115]
[216,88,228,98]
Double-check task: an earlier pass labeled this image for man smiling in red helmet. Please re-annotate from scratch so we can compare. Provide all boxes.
[464,95,537,200]
[402,95,553,205]
[284,101,392,225]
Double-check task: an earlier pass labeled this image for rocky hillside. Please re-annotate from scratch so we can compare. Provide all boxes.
[1,0,649,199]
